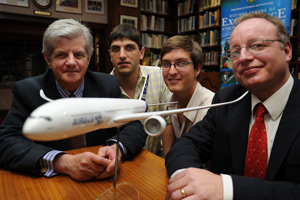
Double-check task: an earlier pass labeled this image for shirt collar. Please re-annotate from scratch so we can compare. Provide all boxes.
[170,82,200,122]
[110,66,145,99]
[55,80,84,98]
[251,74,293,120]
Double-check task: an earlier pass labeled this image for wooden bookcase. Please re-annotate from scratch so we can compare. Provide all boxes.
[140,0,177,66]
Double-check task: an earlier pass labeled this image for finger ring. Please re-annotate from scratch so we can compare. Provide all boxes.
[180,188,186,198]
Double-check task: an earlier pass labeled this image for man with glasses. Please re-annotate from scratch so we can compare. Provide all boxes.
[165,13,300,199]
[160,35,214,156]
[108,23,170,156]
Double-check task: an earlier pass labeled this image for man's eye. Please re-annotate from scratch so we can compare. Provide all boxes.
[176,62,186,67]
[56,53,66,58]
[250,43,264,50]
[74,53,85,58]
[125,45,135,51]
[111,46,120,52]
[231,49,240,55]
[162,63,171,67]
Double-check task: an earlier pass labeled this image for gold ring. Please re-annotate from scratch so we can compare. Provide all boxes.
[180,188,186,198]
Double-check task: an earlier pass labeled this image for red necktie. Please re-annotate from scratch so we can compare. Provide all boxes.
[69,93,85,149]
[244,104,267,179]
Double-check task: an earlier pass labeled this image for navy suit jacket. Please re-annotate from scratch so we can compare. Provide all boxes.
[0,69,146,175]
[166,77,300,199]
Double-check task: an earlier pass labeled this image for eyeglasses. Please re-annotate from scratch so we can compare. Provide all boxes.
[160,61,193,71]
[226,39,283,60]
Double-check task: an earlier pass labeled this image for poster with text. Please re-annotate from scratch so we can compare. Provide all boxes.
[220,0,291,88]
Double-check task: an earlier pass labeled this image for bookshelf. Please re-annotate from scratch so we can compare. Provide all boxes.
[140,0,177,66]
[177,0,198,36]
[290,1,300,77]
[198,1,221,71]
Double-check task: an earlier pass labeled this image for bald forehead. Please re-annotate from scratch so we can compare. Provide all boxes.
[231,18,277,41]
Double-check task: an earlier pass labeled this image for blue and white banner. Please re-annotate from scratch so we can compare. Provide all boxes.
[220,0,292,88]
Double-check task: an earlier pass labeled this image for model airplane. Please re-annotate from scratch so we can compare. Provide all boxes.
[23,77,249,141]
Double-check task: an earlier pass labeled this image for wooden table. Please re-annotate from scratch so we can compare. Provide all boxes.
[0,146,169,199]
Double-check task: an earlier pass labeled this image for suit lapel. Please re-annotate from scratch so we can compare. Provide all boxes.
[229,91,252,175]
[266,79,300,180]
[43,70,61,100]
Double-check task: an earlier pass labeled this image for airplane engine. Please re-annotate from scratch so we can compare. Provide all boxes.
[143,115,166,137]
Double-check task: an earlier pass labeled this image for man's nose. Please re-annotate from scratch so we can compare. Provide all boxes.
[239,47,254,61]
[119,47,127,57]
[66,54,76,65]
[168,64,178,74]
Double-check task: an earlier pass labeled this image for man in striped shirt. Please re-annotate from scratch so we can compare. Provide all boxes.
[109,23,170,156]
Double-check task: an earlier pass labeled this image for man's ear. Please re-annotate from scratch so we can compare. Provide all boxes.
[140,47,145,60]
[195,63,201,77]
[43,53,51,69]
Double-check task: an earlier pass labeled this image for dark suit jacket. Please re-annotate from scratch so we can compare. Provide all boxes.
[0,69,146,175]
[166,77,300,200]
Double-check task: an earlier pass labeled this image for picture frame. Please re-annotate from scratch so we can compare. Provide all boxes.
[120,0,138,8]
[120,15,138,29]
[0,0,29,7]
[85,0,104,14]
[56,0,82,14]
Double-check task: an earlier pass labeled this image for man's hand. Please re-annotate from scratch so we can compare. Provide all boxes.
[53,152,111,181]
[165,168,223,200]
[96,144,122,179]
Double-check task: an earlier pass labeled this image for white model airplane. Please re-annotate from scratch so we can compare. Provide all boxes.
[23,76,249,141]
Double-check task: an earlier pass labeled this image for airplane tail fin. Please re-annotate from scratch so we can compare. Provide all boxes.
[40,89,54,102]
[139,74,149,101]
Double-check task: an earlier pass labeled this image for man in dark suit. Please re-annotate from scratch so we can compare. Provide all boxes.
[165,13,300,199]
[0,19,146,181]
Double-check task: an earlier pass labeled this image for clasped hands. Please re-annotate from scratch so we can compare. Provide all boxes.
[53,144,121,181]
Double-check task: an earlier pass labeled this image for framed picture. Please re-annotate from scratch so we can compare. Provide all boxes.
[56,0,82,14]
[0,0,29,7]
[120,0,138,8]
[120,15,138,29]
[85,0,104,14]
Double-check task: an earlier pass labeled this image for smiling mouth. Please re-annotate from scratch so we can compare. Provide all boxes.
[241,66,261,74]
[168,79,181,82]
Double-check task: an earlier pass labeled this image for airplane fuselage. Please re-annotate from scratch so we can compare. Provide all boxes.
[23,98,146,141]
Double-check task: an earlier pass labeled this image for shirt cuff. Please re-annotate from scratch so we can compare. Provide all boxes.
[221,174,233,200]
[170,168,186,178]
[106,139,127,157]
[40,150,64,178]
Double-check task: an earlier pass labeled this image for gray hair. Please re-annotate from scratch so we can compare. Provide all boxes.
[42,19,94,59]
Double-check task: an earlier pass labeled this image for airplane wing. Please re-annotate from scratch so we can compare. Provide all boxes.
[114,90,249,123]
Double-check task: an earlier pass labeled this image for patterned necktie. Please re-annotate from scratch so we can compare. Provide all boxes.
[69,93,85,149]
[244,103,267,179]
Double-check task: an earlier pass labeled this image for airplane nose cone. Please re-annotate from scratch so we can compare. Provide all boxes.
[22,116,54,141]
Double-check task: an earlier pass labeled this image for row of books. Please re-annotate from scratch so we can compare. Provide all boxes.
[178,16,198,33]
[141,15,165,32]
[199,0,221,11]
[199,29,220,47]
[290,18,298,36]
[141,0,167,14]
[203,50,219,66]
[199,9,220,29]
[292,0,298,10]
[141,53,160,66]
[178,0,198,16]
[142,33,168,49]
